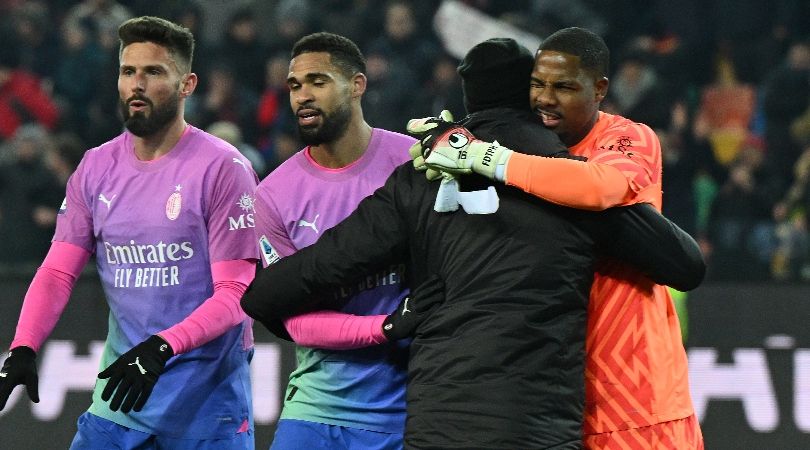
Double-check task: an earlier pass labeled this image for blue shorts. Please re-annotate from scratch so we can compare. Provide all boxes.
[69,412,254,450]
[269,418,402,450]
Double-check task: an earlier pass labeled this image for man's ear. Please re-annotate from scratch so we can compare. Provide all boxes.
[352,72,367,99]
[595,76,609,101]
[180,73,198,97]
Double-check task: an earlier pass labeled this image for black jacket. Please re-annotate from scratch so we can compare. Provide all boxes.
[242,107,705,449]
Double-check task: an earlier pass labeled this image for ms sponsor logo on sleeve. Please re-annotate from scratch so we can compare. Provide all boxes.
[228,193,256,231]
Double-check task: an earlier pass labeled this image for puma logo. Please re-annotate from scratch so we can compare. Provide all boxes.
[297,214,320,234]
[232,158,248,171]
[128,357,147,375]
[98,193,116,209]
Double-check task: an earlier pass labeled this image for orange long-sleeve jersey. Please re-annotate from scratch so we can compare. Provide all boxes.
[507,112,695,434]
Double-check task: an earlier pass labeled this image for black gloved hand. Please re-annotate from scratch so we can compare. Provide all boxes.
[406,110,461,150]
[382,276,445,341]
[0,346,39,411]
[98,335,173,413]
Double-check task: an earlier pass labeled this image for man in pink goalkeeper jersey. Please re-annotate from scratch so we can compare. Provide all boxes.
[0,16,259,450]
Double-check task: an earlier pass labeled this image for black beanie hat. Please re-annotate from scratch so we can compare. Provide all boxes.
[457,38,534,114]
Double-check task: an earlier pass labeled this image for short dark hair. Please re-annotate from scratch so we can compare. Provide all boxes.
[538,27,609,78]
[118,16,195,73]
[291,32,366,79]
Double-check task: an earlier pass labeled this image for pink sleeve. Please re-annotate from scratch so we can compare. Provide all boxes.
[11,241,91,352]
[158,259,255,354]
[283,311,388,350]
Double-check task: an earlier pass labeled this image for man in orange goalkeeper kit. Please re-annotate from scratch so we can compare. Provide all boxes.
[410,27,703,449]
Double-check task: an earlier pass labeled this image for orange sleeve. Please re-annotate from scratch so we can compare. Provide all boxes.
[585,121,664,209]
[504,152,636,210]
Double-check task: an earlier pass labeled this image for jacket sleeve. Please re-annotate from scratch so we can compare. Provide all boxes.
[241,168,410,325]
[595,203,706,291]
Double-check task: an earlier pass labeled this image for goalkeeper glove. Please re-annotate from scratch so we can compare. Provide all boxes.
[0,346,39,411]
[382,275,445,341]
[407,110,513,181]
[98,335,173,413]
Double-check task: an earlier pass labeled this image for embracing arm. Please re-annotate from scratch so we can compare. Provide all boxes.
[505,153,639,210]
[406,111,655,209]
[596,203,706,291]
[241,169,410,327]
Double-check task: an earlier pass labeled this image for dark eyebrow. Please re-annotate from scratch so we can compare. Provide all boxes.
[287,72,333,84]
[120,64,168,72]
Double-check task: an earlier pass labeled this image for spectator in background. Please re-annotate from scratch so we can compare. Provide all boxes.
[530,0,608,41]
[658,104,698,236]
[407,51,465,120]
[708,137,783,280]
[45,132,85,186]
[186,64,259,145]
[693,50,757,168]
[207,120,267,178]
[0,125,62,264]
[660,101,724,240]
[256,52,300,170]
[213,7,268,94]
[53,19,106,145]
[0,45,60,142]
[772,144,810,280]
[11,2,60,81]
[162,1,214,81]
[266,0,314,58]
[761,40,810,177]
[365,0,440,86]
[605,48,673,129]
[317,0,383,50]
[362,49,418,134]
[63,0,132,51]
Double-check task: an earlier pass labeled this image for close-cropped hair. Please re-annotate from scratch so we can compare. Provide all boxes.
[118,16,195,73]
[291,32,367,79]
[539,27,609,78]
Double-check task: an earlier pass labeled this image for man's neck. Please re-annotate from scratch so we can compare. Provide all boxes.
[308,120,373,169]
[132,117,188,161]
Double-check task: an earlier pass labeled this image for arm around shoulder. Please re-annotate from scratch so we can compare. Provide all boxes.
[597,203,706,291]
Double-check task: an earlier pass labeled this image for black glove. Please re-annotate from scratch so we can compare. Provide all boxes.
[406,110,461,149]
[98,335,173,413]
[382,276,445,341]
[0,346,39,411]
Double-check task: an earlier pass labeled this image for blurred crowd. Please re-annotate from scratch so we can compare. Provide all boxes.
[1,0,810,283]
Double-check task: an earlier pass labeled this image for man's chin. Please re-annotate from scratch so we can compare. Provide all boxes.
[125,120,155,137]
